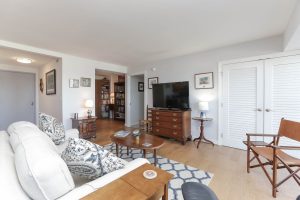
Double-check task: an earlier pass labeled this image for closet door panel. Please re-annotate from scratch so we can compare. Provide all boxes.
[265,55,300,158]
[222,61,264,149]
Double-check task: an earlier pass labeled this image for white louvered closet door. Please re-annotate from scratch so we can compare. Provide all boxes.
[264,55,300,158]
[222,60,264,149]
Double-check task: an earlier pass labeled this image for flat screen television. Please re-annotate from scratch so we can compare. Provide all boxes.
[152,81,189,110]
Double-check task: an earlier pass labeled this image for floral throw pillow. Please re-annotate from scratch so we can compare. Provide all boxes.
[39,113,65,145]
[61,138,125,180]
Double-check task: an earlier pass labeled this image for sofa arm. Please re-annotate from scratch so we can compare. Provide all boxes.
[58,184,95,200]
[87,158,150,189]
[65,129,79,140]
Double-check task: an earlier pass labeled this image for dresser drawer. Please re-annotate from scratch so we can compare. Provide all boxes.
[152,115,182,122]
[152,111,182,117]
[152,127,181,137]
[153,121,182,130]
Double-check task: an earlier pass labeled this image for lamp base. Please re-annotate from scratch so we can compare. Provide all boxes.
[200,112,207,118]
[87,110,92,118]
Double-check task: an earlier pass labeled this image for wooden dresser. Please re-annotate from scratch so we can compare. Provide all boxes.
[152,109,191,144]
[71,117,97,139]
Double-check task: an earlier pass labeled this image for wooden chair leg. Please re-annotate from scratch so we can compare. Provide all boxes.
[272,149,277,198]
[247,135,250,173]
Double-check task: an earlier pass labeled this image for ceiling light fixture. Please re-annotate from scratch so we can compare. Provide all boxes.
[16,57,32,64]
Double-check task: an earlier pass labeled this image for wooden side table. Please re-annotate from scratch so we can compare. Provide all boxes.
[81,163,173,200]
[71,116,97,139]
[192,117,214,148]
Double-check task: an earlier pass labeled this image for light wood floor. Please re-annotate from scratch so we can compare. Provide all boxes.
[94,119,299,200]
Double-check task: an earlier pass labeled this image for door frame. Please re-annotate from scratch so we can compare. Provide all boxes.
[125,71,146,127]
[218,50,300,146]
[0,64,39,124]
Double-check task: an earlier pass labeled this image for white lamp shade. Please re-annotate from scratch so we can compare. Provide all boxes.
[198,101,209,111]
[85,99,94,108]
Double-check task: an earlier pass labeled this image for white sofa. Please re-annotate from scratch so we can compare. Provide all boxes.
[0,121,149,200]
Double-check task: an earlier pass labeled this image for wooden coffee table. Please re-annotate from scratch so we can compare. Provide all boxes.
[110,132,165,166]
[81,163,173,200]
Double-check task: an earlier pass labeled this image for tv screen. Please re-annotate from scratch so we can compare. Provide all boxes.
[153,81,189,110]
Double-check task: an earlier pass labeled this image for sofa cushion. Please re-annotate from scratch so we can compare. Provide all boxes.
[15,136,75,200]
[7,121,39,136]
[61,138,125,180]
[8,123,57,153]
[39,113,65,145]
[0,131,30,200]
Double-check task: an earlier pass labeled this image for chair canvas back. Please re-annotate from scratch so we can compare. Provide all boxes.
[277,118,300,144]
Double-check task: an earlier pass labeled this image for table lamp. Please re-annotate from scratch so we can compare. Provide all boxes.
[198,101,209,118]
[85,99,94,118]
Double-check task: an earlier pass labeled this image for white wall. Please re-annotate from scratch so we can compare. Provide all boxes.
[129,75,144,126]
[39,59,62,121]
[129,36,283,143]
[284,0,300,51]
[61,55,128,129]
[0,40,129,129]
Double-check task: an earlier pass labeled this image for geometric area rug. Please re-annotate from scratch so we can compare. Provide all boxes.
[104,143,214,200]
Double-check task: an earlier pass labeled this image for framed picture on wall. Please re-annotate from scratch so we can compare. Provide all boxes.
[69,79,79,88]
[194,72,214,89]
[148,77,159,89]
[138,82,144,92]
[46,69,56,95]
[80,77,91,87]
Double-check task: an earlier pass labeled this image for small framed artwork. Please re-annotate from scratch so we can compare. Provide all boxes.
[40,78,44,93]
[148,77,159,89]
[80,77,91,87]
[194,72,214,89]
[69,79,79,88]
[138,82,144,92]
[46,69,56,95]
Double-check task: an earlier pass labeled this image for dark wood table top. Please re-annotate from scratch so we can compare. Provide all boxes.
[192,117,213,121]
[110,132,165,150]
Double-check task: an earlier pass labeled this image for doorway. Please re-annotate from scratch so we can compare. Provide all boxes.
[129,74,145,127]
[0,70,36,129]
[95,69,126,123]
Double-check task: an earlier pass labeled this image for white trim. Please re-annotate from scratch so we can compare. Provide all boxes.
[217,63,223,145]
[217,50,300,146]
[125,74,131,126]
[126,72,146,127]
[219,50,300,66]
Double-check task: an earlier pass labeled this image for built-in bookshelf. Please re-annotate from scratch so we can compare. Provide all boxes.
[114,82,125,121]
[96,79,110,119]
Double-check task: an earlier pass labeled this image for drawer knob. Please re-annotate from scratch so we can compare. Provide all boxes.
[173,119,177,122]
[156,129,160,132]
[173,131,177,135]
[156,117,160,120]
[156,122,159,125]
[173,125,177,128]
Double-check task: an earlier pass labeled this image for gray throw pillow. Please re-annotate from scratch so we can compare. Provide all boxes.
[61,138,125,180]
[39,113,65,145]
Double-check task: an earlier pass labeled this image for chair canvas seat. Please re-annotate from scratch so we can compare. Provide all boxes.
[252,146,300,165]
[245,118,300,197]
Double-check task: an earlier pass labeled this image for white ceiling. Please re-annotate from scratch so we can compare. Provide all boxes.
[0,0,297,67]
[0,46,58,68]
